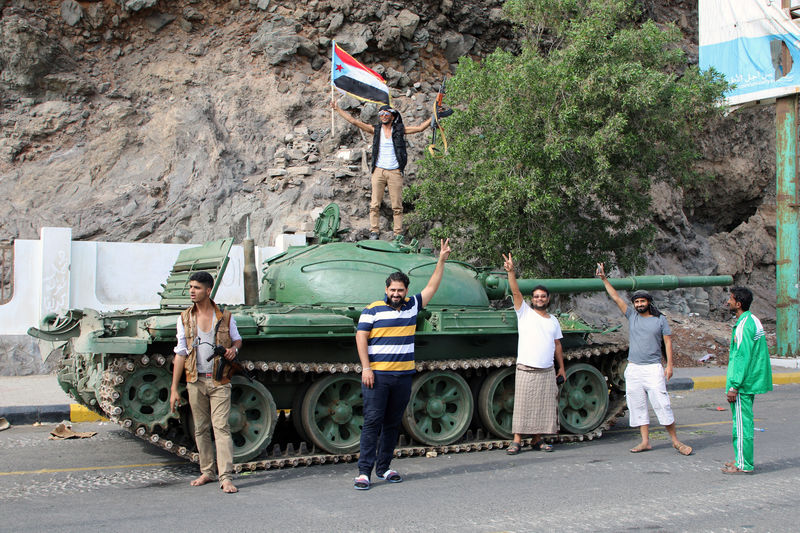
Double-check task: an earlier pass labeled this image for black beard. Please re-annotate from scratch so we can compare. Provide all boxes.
[635,305,649,314]
[532,302,548,311]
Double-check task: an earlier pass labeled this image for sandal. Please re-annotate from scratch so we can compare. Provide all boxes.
[353,474,371,490]
[721,465,752,475]
[377,469,403,483]
[535,442,553,452]
[506,442,521,455]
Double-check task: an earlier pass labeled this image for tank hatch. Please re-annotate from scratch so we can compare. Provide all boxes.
[159,238,233,308]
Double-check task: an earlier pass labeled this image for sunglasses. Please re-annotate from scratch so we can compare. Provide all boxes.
[378,111,393,117]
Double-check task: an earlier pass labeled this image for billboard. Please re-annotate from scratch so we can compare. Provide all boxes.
[700,1,800,106]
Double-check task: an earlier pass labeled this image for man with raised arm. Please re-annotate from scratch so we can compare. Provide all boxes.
[502,252,566,455]
[353,239,451,490]
[595,262,692,456]
[722,286,772,474]
[332,100,431,239]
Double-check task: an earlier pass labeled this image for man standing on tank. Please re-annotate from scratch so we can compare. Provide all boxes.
[169,271,242,493]
[502,252,566,455]
[353,238,451,490]
[596,263,692,456]
[722,286,772,474]
[332,100,431,239]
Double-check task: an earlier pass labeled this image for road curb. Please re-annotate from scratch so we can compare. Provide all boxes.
[0,404,107,425]
[0,404,70,425]
[666,378,694,391]
[666,372,800,392]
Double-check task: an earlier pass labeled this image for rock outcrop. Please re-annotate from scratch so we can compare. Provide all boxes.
[0,0,779,323]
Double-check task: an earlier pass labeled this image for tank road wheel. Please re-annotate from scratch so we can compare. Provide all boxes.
[602,353,627,392]
[477,367,515,439]
[119,365,178,432]
[403,371,474,445]
[229,376,277,462]
[301,374,364,454]
[558,363,609,434]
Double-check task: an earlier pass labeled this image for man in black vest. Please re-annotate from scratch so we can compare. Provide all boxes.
[332,101,431,239]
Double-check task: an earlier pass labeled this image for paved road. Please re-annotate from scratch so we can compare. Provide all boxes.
[1,385,798,532]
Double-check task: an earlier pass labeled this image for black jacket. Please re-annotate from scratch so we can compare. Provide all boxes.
[371,122,407,173]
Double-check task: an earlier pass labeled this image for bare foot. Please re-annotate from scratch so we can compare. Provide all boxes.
[673,442,693,456]
[221,479,238,493]
[190,474,213,487]
[630,442,652,453]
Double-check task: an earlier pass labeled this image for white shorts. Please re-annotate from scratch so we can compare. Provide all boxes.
[624,362,675,427]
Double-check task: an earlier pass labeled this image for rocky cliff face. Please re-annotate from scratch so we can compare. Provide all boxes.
[0,0,778,322]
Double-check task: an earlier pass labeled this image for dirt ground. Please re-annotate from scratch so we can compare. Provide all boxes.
[666,314,777,367]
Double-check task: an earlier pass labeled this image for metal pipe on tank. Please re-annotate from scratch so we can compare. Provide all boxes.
[243,216,259,305]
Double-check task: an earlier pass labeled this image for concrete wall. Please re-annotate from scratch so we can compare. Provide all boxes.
[0,228,307,374]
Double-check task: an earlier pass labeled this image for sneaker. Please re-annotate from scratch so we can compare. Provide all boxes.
[353,474,371,490]
[369,232,379,240]
[377,469,403,483]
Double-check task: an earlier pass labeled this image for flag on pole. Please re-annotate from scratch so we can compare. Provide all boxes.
[331,41,391,105]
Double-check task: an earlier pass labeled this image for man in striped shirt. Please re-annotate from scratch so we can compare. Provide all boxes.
[353,239,451,490]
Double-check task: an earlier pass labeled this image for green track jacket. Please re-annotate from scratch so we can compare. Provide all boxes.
[726,311,773,394]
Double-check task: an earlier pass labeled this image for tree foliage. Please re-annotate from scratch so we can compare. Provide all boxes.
[408,0,728,277]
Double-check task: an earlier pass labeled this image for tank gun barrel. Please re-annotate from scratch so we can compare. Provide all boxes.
[480,274,734,300]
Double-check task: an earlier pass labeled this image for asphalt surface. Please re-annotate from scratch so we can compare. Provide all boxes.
[1,384,798,532]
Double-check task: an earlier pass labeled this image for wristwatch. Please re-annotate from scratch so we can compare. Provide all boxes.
[728,387,737,393]
[234,347,239,356]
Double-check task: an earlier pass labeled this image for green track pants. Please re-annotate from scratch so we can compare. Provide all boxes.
[730,393,754,471]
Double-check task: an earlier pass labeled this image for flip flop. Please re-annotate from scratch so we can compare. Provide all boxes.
[673,443,693,456]
[534,441,553,452]
[629,444,652,453]
[353,474,371,490]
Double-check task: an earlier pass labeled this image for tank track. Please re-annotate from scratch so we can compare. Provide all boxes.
[95,342,628,472]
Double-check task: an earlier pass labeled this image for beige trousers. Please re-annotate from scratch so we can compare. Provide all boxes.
[187,378,234,483]
[370,167,404,235]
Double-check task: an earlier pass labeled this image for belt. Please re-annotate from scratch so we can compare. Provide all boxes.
[197,373,213,378]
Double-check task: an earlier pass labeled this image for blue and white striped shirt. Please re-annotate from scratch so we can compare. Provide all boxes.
[357,293,422,375]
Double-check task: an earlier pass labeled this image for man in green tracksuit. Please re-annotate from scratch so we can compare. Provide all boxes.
[722,286,772,475]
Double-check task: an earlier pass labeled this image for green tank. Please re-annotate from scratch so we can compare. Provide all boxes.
[29,204,733,470]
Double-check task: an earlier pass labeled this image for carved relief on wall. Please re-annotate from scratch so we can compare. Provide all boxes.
[42,250,69,314]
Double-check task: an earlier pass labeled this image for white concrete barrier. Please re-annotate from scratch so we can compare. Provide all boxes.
[0,228,305,337]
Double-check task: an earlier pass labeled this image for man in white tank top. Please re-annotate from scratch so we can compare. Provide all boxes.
[332,100,431,239]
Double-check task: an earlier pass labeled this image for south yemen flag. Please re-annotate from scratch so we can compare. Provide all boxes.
[331,41,391,105]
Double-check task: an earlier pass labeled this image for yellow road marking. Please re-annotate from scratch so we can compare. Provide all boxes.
[0,461,185,477]
[610,419,763,434]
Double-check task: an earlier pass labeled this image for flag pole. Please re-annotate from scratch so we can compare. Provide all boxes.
[331,41,335,136]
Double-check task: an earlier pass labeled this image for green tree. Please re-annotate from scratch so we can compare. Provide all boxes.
[408,0,728,277]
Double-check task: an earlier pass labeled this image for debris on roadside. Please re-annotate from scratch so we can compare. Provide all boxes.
[49,422,96,440]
